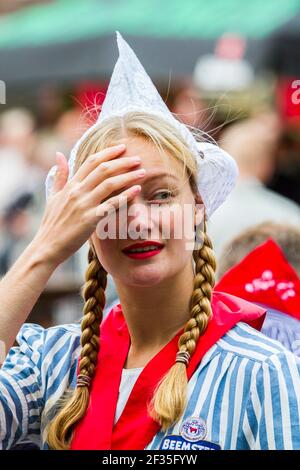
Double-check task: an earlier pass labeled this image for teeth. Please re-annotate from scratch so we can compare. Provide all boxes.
[127,245,161,253]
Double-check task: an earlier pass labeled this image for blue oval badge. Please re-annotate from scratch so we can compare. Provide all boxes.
[180,416,207,442]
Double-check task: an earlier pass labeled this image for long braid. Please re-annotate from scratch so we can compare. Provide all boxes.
[79,246,107,378]
[150,221,216,431]
[47,246,107,450]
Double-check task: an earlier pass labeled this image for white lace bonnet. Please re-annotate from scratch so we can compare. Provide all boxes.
[45,31,238,218]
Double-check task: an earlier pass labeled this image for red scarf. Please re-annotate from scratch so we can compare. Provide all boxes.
[216,239,300,320]
[71,291,265,450]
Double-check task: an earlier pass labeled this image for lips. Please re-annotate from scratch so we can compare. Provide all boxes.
[122,241,164,253]
[122,241,164,259]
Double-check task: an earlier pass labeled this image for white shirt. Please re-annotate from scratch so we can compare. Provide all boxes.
[114,367,143,424]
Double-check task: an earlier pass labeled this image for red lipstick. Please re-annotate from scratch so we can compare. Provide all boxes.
[122,241,164,260]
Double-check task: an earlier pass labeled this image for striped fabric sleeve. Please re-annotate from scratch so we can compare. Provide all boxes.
[243,349,300,449]
[0,323,45,449]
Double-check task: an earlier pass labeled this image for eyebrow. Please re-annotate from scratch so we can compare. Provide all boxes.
[143,172,179,184]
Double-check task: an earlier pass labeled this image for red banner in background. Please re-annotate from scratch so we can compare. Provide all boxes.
[276,77,300,127]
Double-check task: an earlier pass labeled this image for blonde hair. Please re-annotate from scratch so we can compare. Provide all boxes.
[46,111,216,449]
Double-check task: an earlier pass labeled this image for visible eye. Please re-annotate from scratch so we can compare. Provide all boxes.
[151,190,174,203]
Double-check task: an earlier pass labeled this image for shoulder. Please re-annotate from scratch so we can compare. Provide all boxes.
[3,322,82,394]
[15,322,81,361]
[192,323,300,416]
[41,322,81,352]
[18,321,81,344]
[196,321,300,379]
[216,321,290,363]
[212,321,300,390]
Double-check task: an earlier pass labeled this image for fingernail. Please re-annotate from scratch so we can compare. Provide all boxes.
[55,151,64,163]
[55,152,65,175]
[131,185,141,193]
[116,144,126,150]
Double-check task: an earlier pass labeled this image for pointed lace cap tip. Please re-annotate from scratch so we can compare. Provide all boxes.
[116,30,126,50]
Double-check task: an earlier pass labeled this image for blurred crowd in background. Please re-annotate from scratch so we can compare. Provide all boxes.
[0,0,300,333]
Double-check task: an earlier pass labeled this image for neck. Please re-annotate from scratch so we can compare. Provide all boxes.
[114,261,195,366]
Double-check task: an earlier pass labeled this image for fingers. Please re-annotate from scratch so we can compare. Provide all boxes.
[94,185,142,220]
[52,152,69,194]
[88,168,146,206]
[72,144,126,182]
[83,156,142,190]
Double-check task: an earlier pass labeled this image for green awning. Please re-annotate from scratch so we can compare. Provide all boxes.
[1,0,300,84]
[0,0,300,49]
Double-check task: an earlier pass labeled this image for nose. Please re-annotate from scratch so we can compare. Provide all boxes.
[127,200,156,239]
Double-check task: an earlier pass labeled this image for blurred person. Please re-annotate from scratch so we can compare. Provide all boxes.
[171,82,209,130]
[0,193,33,275]
[216,224,300,356]
[27,131,67,240]
[0,109,37,258]
[0,33,299,452]
[1,131,65,266]
[35,85,63,129]
[55,108,86,153]
[217,221,300,279]
[208,113,300,257]
[31,131,66,175]
[0,108,35,158]
[0,108,40,213]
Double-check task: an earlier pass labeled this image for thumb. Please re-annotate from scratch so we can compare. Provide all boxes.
[52,151,69,194]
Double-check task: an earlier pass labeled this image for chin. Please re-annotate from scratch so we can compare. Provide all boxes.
[126,270,165,287]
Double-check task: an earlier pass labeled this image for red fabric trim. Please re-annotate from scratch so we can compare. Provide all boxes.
[216,239,300,320]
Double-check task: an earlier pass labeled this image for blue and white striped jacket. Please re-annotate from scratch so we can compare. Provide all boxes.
[1,320,300,450]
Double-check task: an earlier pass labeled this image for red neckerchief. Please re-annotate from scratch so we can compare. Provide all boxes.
[70,291,265,450]
[216,239,300,320]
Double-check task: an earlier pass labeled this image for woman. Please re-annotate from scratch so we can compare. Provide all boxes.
[0,33,300,451]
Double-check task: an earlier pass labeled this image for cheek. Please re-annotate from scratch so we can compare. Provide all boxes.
[160,203,195,247]
[94,238,120,273]
[166,236,194,264]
